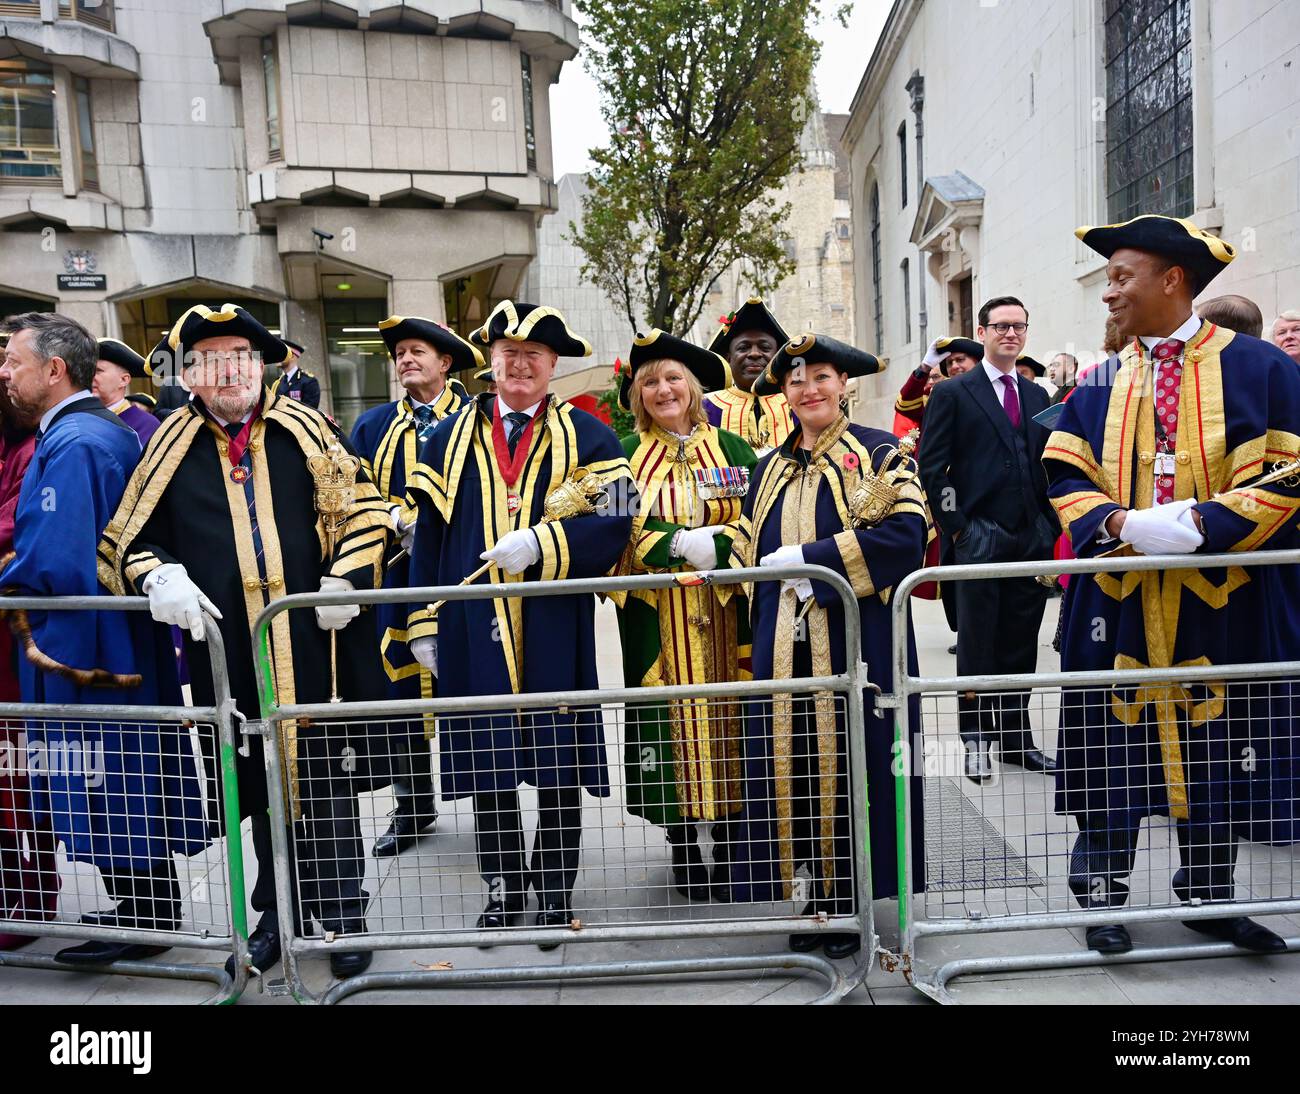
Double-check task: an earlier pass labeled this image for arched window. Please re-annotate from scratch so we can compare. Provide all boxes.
[869,182,882,350]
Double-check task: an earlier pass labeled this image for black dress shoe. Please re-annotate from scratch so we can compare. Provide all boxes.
[964,740,993,783]
[946,644,957,656]
[372,809,437,858]
[1001,748,1057,773]
[789,903,822,952]
[475,897,524,945]
[536,901,573,952]
[822,933,861,960]
[1085,923,1132,954]
[55,940,171,967]
[329,949,373,978]
[224,927,281,979]
[1185,916,1287,953]
[670,839,710,902]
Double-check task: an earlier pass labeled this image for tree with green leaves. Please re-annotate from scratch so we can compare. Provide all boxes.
[572,0,841,337]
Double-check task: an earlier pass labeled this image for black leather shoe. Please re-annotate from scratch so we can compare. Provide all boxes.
[224,927,281,979]
[535,901,573,951]
[1185,916,1287,953]
[1085,923,1132,954]
[822,933,861,960]
[789,903,822,952]
[964,740,993,783]
[55,940,171,967]
[1002,748,1057,773]
[946,644,957,656]
[475,897,524,945]
[372,808,437,858]
[670,839,710,902]
[329,949,374,978]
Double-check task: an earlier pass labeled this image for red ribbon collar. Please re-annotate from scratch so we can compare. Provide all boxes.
[490,397,543,487]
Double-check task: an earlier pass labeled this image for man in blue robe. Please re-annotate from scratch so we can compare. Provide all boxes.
[405,300,635,942]
[350,315,478,857]
[0,312,207,966]
[1045,215,1300,956]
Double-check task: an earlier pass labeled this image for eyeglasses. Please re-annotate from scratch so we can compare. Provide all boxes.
[193,350,258,369]
[987,323,1028,335]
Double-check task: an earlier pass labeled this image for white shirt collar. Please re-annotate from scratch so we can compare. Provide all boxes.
[39,390,97,435]
[499,397,543,419]
[282,365,299,382]
[982,357,1016,385]
[1139,313,1201,353]
[108,398,131,414]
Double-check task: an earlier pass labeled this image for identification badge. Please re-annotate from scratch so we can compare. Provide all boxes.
[230,465,249,484]
[694,465,750,501]
[1154,454,1176,476]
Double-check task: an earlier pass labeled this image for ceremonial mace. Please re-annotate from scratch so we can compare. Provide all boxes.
[426,466,610,616]
[307,442,361,703]
[1214,456,1300,498]
[793,430,920,626]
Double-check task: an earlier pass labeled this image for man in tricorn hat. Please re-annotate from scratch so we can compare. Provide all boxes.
[92,338,159,448]
[703,297,795,455]
[1046,214,1300,956]
[351,315,481,858]
[99,303,396,979]
[404,299,635,943]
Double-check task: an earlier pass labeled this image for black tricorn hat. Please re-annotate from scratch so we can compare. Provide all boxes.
[1016,353,1046,378]
[755,334,883,395]
[933,336,984,376]
[167,303,288,366]
[708,297,789,357]
[282,338,305,358]
[469,300,591,358]
[618,329,731,410]
[473,366,494,384]
[1075,215,1236,294]
[126,391,158,410]
[96,338,149,379]
[378,315,484,372]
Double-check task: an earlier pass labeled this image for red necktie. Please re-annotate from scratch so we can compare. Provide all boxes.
[998,374,1021,428]
[1152,339,1184,505]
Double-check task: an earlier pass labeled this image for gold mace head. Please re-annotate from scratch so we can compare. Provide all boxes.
[308,441,361,516]
[543,466,608,520]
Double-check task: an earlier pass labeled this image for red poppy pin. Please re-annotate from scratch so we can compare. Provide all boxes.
[842,452,860,472]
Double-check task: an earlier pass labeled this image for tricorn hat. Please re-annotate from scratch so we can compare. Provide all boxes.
[1016,353,1046,378]
[1075,215,1236,294]
[167,303,288,366]
[469,300,591,358]
[96,338,149,379]
[756,334,883,395]
[618,329,731,410]
[378,315,484,372]
[932,336,984,376]
[708,297,789,357]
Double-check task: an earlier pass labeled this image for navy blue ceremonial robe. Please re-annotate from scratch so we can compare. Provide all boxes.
[405,394,636,798]
[727,420,928,903]
[1045,322,1300,873]
[351,385,467,708]
[2,398,206,873]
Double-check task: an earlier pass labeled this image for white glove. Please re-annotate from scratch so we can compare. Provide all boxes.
[1119,502,1204,555]
[480,528,542,575]
[760,545,805,570]
[393,508,416,552]
[143,563,222,642]
[675,525,726,571]
[922,339,951,369]
[786,578,814,601]
[315,576,360,631]
[410,636,437,676]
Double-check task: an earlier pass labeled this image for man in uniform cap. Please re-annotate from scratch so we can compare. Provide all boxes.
[274,338,320,409]
[351,316,481,857]
[1046,214,1300,955]
[404,300,636,942]
[99,303,397,979]
[92,339,160,448]
[703,297,795,455]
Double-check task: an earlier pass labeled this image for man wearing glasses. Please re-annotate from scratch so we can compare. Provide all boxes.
[918,297,1060,781]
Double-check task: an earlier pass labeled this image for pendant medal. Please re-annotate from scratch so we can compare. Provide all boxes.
[506,491,522,514]
[230,465,249,484]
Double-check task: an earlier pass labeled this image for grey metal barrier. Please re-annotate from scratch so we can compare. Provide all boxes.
[0,596,250,1005]
[251,564,879,1005]
[883,548,1300,1003]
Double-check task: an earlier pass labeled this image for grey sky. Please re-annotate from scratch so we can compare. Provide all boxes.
[548,1,893,177]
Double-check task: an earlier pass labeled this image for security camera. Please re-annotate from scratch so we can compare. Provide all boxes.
[312,228,334,249]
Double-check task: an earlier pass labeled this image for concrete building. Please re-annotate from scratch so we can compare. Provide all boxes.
[842,0,1300,427]
[0,0,578,428]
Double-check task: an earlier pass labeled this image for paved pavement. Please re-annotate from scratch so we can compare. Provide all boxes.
[1,595,1296,1004]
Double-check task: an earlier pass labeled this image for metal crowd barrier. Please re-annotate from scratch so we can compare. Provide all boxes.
[251,565,876,1005]
[0,597,249,1005]
[883,549,1300,1003]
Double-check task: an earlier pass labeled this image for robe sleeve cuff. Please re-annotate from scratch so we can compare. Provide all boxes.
[536,521,570,582]
[406,607,438,643]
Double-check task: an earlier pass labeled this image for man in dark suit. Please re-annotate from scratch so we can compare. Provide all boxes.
[274,339,321,408]
[918,296,1060,781]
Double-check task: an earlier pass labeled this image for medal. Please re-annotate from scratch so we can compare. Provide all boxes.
[230,465,249,484]
[506,491,521,514]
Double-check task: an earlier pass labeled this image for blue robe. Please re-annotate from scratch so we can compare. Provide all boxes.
[1045,322,1300,854]
[405,394,636,798]
[351,385,467,708]
[2,398,206,873]
[727,420,928,902]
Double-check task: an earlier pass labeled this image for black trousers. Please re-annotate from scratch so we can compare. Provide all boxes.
[386,722,436,818]
[954,524,1050,754]
[473,786,583,906]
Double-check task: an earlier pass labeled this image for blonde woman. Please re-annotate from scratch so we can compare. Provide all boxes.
[614,330,757,901]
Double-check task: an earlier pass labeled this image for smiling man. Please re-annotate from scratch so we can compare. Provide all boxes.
[703,297,795,455]
[350,315,481,858]
[404,299,636,944]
